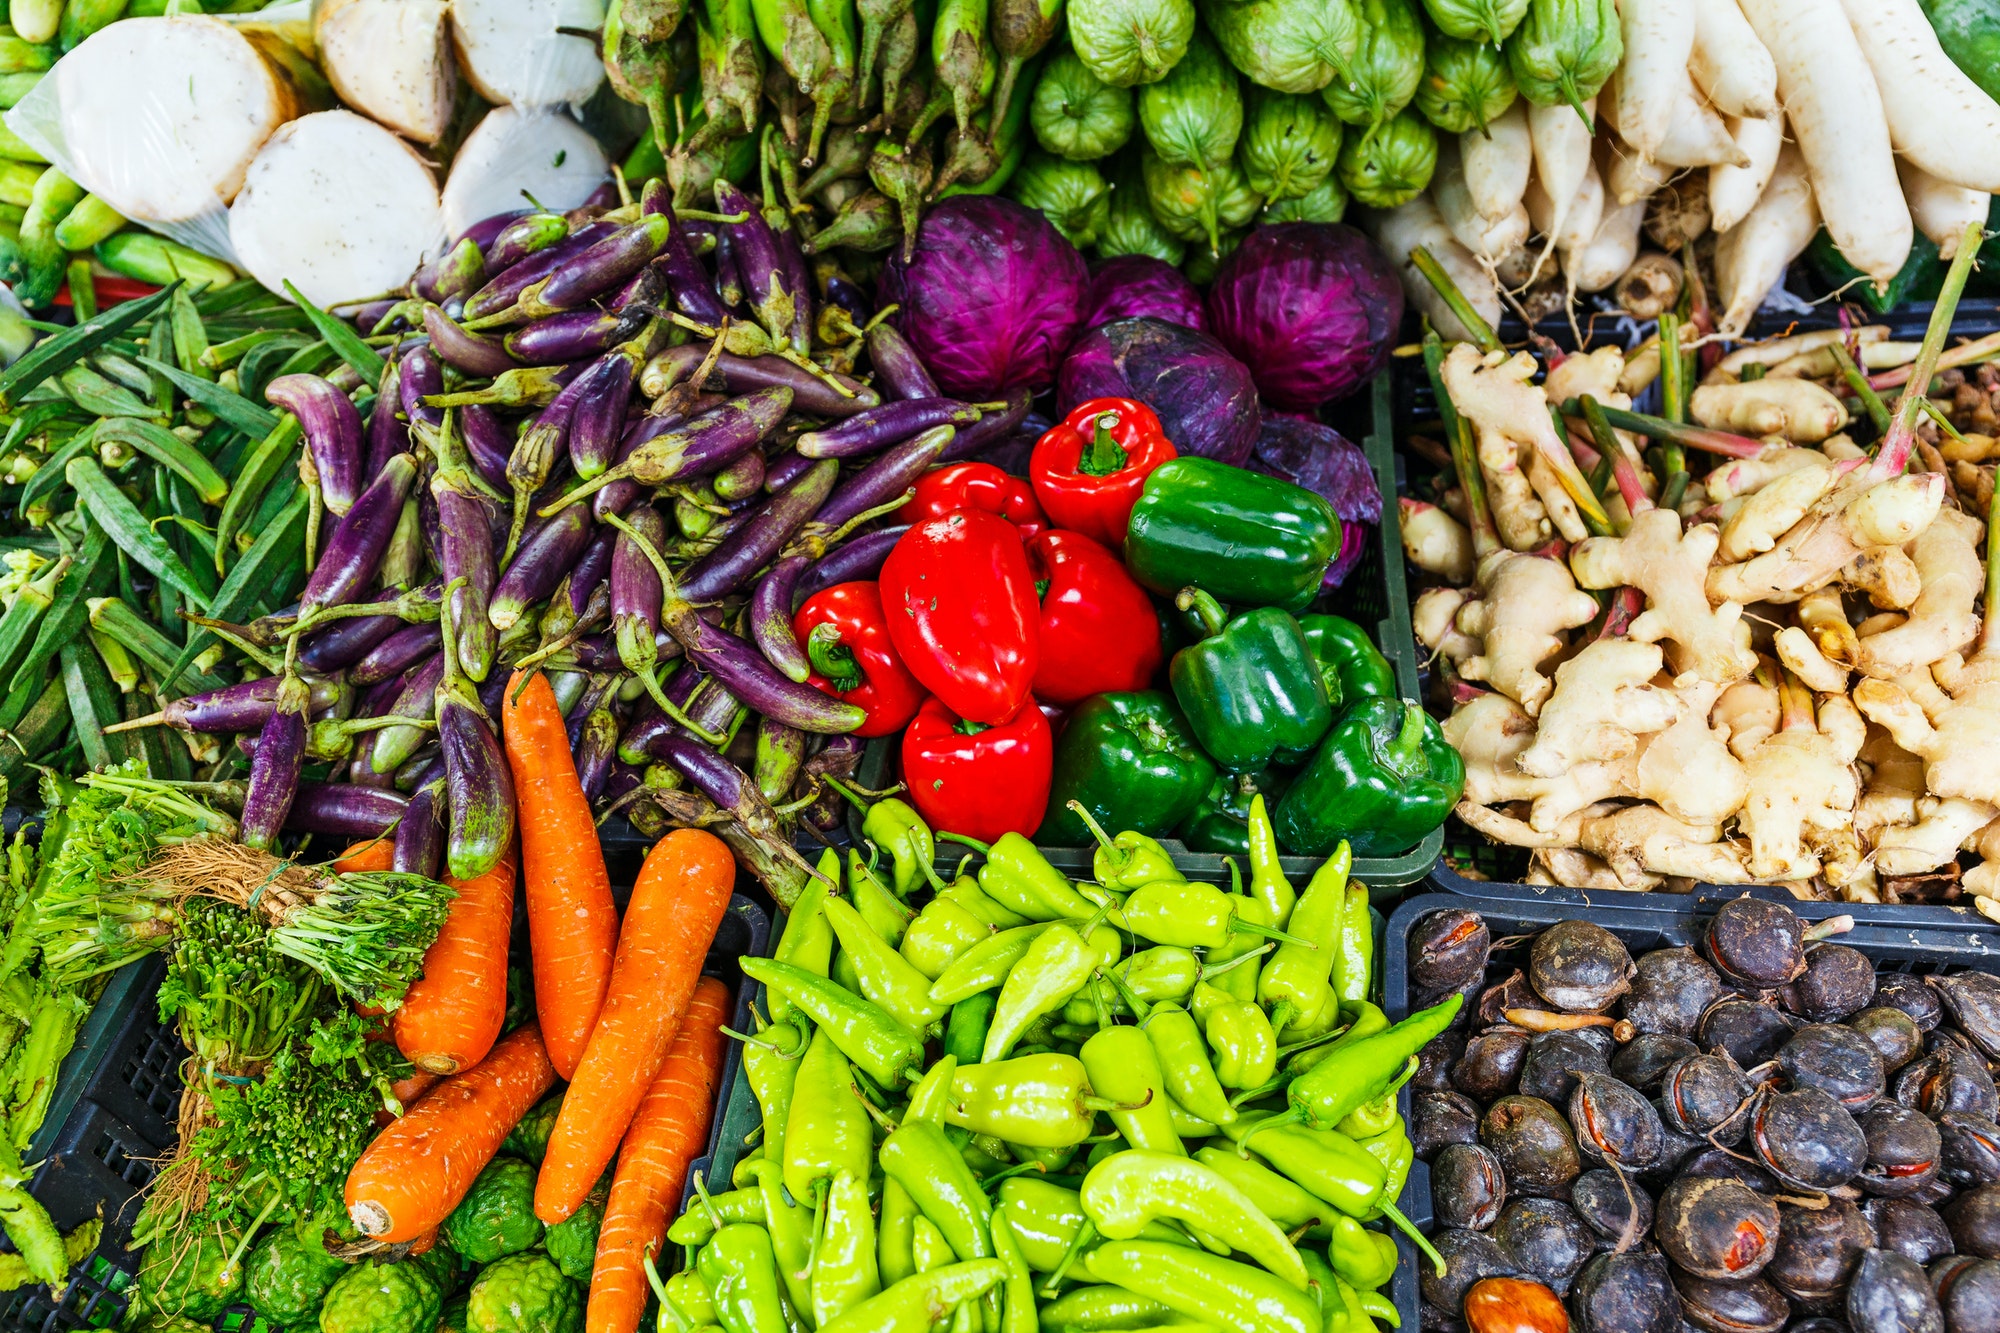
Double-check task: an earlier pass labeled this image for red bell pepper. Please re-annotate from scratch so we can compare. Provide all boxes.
[902,697,1052,843]
[880,509,1040,725]
[1028,397,1177,548]
[897,461,1047,537]
[1027,530,1164,708]
[792,582,929,738]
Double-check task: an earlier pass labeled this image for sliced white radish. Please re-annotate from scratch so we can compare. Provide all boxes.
[1363,195,1502,345]
[440,106,608,240]
[1839,0,2000,195]
[315,0,457,146]
[1708,114,1783,233]
[1897,159,1989,260]
[1690,0,1778,119]
[1460,102,1532,223]
[1612,0,1698,161]
[451,0,607,109]
[1713,141,1819,336]
[229,110,443,307]
[50,16,296,223]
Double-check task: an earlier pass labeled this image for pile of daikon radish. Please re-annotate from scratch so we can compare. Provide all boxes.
[1363,0,2000,342]
[1401,220,2000,919]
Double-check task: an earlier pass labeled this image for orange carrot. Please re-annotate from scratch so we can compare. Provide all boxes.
[534,828,734,1224]
[334,838,396,873]
[393,841,518,1074]
[346,1023,557,1242]
[502,669,617,1081]
[586,975,728,1333]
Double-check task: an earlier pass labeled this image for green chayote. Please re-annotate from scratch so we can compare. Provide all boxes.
[1322,0,1424,129]
[1011,150,1114,249]
[1263,174,1349,223]
[1202,0,1363,95]
[1139,30,1244,169]
[1068,0,1195,86]
[1239,90,1341,201]
[1099,154,1187,263]
[1413,34,1518,135]
[1421,0,1527,44]
[1336,107,1436,208]
[1031,49,1136,159]
[1508,0,1621,121]
[1141,148,1260,255]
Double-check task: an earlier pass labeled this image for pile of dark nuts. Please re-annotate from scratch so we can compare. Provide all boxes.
[1405,897,2000,1333]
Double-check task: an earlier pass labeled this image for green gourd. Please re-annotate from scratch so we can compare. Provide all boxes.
[1010,150,1114,249]
[1068,0,1195,86]
[1201,0,1363,96]
[1322,0,1425,130]
[1413,34,1518,135]
[1239,90,1342,202]
[1139,30,1245,169]
[1099,152,1187,263]
[1336,107,1437,208]
[1421,0,1527,44]
[1508,0,1622,123]
[1141,148,1260,256]
[1030,48,1136,159]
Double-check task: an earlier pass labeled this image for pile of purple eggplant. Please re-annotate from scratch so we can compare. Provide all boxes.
[138,174,1035,899]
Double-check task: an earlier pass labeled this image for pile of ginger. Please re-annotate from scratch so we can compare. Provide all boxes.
[1402,323,2000,917]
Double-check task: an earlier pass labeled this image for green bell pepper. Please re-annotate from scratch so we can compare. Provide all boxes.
[1177,769,1288,856]
[1170,592,1331,774]
[1273,698,1463,858]
[1297,614,1396,710]
[1124,458,1340,614]
[1037,691,1216,846]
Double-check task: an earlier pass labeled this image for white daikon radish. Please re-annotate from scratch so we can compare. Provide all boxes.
[1738,0,1910,287]
[230,110,443,308]
[1363,196,1502,345]
[315,0,456,145]
[1839,0,2000,194]
[1708,114,1783,232]
[441,107,609,240]
[1527,99,1597,272]
[1605,135,1673,207]
[1435,139,1531,262]
[1652,82,1750,169]
[1613,0,1699,160]
[452,0,607,108]
[1690,0,1778,118]
[1565,198,1650,294]
[1526,158,1604,256]
[50,16,296,223]
[1713,142,1818,336]
[1897,159,1989,260]
[1460,102,1533,222]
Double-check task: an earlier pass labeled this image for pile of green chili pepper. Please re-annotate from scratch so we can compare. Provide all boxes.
[664,793,1458,1333]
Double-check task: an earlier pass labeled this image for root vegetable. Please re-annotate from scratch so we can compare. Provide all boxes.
[1400,498,1476,584]
[1689,379,1849,443]
[1545,345,1629,412]
[1526,99,1598,268]
[1444,693,1632,831]
[1564,197,1647,294]
[1708,114,1783,234]
[1713,328,1885,383]
[1619,321,1698,396]
[1842,546,1924,610]
[1896,160,1990,260]
[1854,508,1983,679]
[228,111,444,309]
[1414,585,1480,662]
[1643,180,1709,251]
[1524,154,1604,257]
[1516,638,1682,777]
[1440,344,1576,550]
[1711,141,1819,337]
[1839,0,2000,193]
[1739,0,1911,287]
[451,0,607,109]
[1738,681,1862,880]
[1457,799,1752,887]
[1855,655,2000,810]
[1612,0,1698,160]
[441,107,609,241]
[1461,101,1533,222]
[1365,196,1504,346]
[51,15,299,224]
[1703,445,1830,503]
[1615,251,1682,319]
[1715,677,1780,758]
[1873,796,1996,875]
[1719,463,1838,561]
[1630,678,1751,824]
[1455,550,1602,714]
[315,0,457,145]
[1651,83,1751,169]
[1435,141,1530,263]
[1530,847,1661,892]
[1690,0,1778,117]
[1570,510,1758,683]
[1706,470,1946,605]
[1604,135,1673,207]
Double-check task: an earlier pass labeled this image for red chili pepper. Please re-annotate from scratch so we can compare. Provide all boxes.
[1028,397,1177,548]
[1026,529,1164,708]
[897,461,1047,537]
[880,509,1040,725]
[792,582,929,738]
[902,697,1052,843]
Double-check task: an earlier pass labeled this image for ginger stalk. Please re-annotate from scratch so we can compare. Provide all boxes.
[1871,222,1985,480]
[1558,399,1766,460]
[1514,638,1681,778]
[1577,395,1654,518]
[1569,510,1757,684]
[1454,550,1601,715]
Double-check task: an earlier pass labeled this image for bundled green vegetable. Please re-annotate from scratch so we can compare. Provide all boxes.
[1506,0,1621,123]
[1099,153,1188,263]
[1336,106,1436,207]
[1010,150,1114,248]
[1137,29,1243,169]
[1320,0,1424,130]
[1141,148,1260,256]
[1239,90,1341,203]
[1421,0,1526,44]
[1413,33,1518,134]
[1067,0,1194,86]
[1202,0,1362,95]
[1264,175,1347,223]
[1030,48,1136,160]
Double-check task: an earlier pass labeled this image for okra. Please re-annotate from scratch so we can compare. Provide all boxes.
[10,522,109,695]
[0,281,174,411]
[0,675,65,785]
[87,596,226,696]
[137,355,279,436]
[59,642,117,769]
[283,281,386,382]
[66,457,215,609]
[170,285,212,380]
[94,419,228,506]
[0,554,65,687]
[87,626,139,693]
[57,361,153,418]
[162,489,309,691]
[19,422,99,513]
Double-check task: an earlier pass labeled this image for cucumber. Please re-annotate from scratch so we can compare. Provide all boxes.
[1922,0,2000,104]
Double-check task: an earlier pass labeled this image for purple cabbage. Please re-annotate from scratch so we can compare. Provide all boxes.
[1083,257,1206,332]
[879,197,1090,399]
[1057,317,1260,467]
[1251,415,1380,590]
[1205,223,1403,412]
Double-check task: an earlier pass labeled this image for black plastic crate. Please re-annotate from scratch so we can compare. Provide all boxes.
[1381,889,2000,1328]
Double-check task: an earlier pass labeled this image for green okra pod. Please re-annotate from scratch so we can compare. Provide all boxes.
[95,419,228,505]
[66,457,214,609]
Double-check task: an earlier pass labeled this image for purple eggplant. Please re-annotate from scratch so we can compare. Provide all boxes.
[414,237,487,303]
[650,731,799,854]
[394,744,443,791]
[489,503,594,630]
[437,668,516,880]
[110,673,347,736]
[564,670,621,746]
[820,266,872,324]
[287,782,409,837]
[464,219,620,321]
[798,525,908,600]
[298,582,437,671]
[678,459,837,602]
[640,181,731,327]
[940,387,1034,462]
[761,447,814,494]
[818,428,949,532]
[640,343,880,417]
[748,552,816,682]
[432,462,498,682]
[514,216,674,321]
[399,347,444,430]
[800,734,863,830]
[777,228,813,358]
[505,308,642,366]
[553,386,792,510]
[299,453,420,615]
[266,375,365,515]
[755,718,807,801]
[569,524,617,616]
[370,651,447,774]
[353,619,442,687]
[423,303,517,378]
[574,704,620,803]
[714,228,745,310]
[240,674,309,849]
[610,261,669,318]
[366,356,407,480]
[609,506,687,722]
[506,370,593,556]
[865,321,940,400]
[459,405,513,493]
[483,211,568,270]
[393,770,446,878]
[713,449,765,500]
[568,348,640,481]
[795,397,980,459]
[714,181,794,347]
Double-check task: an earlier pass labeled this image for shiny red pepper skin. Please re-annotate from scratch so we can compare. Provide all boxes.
[1029,397,1178,549]
[897,462,1048,537]
[1026,530,1164,708]
[902,697,1052,843]
[880,510,1041,725]
[793,582,929,738]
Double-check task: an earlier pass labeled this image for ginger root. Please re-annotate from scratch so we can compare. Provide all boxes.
[1515,638,1681,778]
[1706,471,1946,606]
[1399,498,1476,584]
[1628,679,1751,825]
[1737,685,1863,881]
[1444,693,1632,831]
[1717,463,1838,562]
[1704,445,1831,504]
[1440,344,1571,551]
[1854,654,2000,809]
[1455,551,1600,715]
[1456,800,1752,889]
[1874,797,1998,876]
[1570,510,1757,684]
[1854,508,1984,679]
[1414,586,1480,665]
[1690,379,1848,443]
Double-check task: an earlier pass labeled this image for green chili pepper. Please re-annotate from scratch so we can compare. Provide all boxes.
[879,1119,995,1263]
[1335,1082,1404,1141]
[818,1261,1008,1333]
[736,1015,806,1171]
[1242,795,1296,928]
[1083,1240,1318,1333]
[823,894,947,1033]
[1206,996,1277,1090]
[911,1216,956,1274]
[1141,1002,1236,1126]
[906,1052,958,1127]
[1258,848,1350,1036]
[1356,1123,1412,1219]
[668,1268,721,1326]
[862,796,944,896]
[770,865,836,1022]
[900,896,994,981]
[741,958,928,1086]
[849,850,918,946]
[813,1166,882,1326]
[668,1186,768,1246]
[1192,1146,1337,1232]
[1067,801,1183,891]
[995,1178,1194,1274]
[1283,993,1461,1130]
[782,1025,873,1208]
[947,831,1111,921]
[945,1053,1112,1147]
[699,1223,791,1333]
[941,876,1032,929]
[984,922,1112,1062]
[1079,1025,1181,1155]
[1035,1284,1176,1330]
[990,1211,1037,1333]
[1273,698,1463,859]
[1223,1113,1440,1272]
[1324,1215,1397,1292]
[930,924,1053,1005]
[943,993,996,1066]
[1122,880,1306,951]
[878,1179,920,1287]
[1331,882,1372,1007]
[744,1158,817,1317]
[1081,1149,1308,1289]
